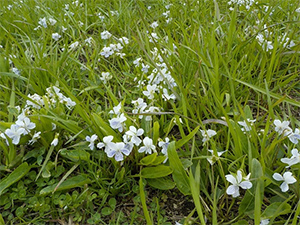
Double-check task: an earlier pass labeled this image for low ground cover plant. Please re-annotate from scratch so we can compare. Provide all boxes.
[0,0,300,224]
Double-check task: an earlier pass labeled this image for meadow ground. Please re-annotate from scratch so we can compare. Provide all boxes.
[1,0,300,224]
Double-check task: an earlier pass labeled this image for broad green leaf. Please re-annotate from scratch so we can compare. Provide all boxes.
[39,175,91,195]
[176,126,200,149]
[151,156,167,165]
[0,214,5,225]
[140,153,157,166]
[152,121,160,144]
[0,162,30,195]
[60,149,90,162]
[261,202,291,218]
[141,165,173,178]
[146,177,175,190]
[168,141,191,195]
[101,207,113,216]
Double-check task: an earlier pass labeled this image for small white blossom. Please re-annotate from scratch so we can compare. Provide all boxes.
[158,137,170,162]
[281,148,300,168]
[86,134,98,150]
[106,142,131,161]
[69,41,80,50]
[200,129,217,143]
[138,137,156,154]
[100,46,114,58]
[273,171,296,192]
[101,30,112,39]
[143,84,157,99]
[238,119,256,132]
[225,170,252,198]
[52,33,61,41]
[97,135,114,153]
[99,72,112,84]
[207,150,226,165]
[15,116,36,135]
[48,18,57,26]
[28,131,41,145]
[109,113,127,132]
[5,124,26,145]
[260,219,270,225]
[125,126,144,146]
[51,133,59,146]
[274,119,291,135]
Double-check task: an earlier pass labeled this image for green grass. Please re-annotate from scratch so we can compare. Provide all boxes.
[0,0,300,224]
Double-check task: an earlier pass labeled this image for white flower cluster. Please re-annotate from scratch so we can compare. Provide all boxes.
[272,119,299,192]
[86,127,170,162]
[0,86,75,146]
[256,24,296,52]
[133,48,177,103]
[228,0,256,11]
[26,86,76,110]
[84,101,170,162]
[100,35,129,58]
[273,119,300,144]
[34,17,57,30]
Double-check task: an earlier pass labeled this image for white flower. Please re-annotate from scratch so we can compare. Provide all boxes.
[51,133,59,146]
[28,131,41,145]
[150,21,159,29]
[200,129,217,143]
[273,171,296,192]
[109,102,122,116]
[100,46,114,58]
[99,72,112,84]
[238,119,256,132]
[69,41,80,50]
[97,135,114,153]
[141,63,150,73]
[158,137,170,162]
[281,149,300,168]
[101,30,112,39]
[38,17,47,28]
[15,116,36,135]
[133,57,142,67]
[118,37,129,45]
[86,134,98,150]
[12,67,21,76]
[125,126,144,146]
[138,137,156,154]
[287,128,300,144]
[143,84,157,99]
[274,119,291,135]
[106,142,131,161]
[145,106,160,121]
[162,88,176,101]
[260,219,270,225]
[5,124,26,145]
[52,33,61,41]
[225,170,252,198]
[207,150,226,165]
[48,18,57,26]
[109,113,127,132]
[63,97,76,109]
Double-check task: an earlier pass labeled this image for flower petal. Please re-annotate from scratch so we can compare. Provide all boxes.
[239,181,252,189]
[280,182,289,192]
[273,173,283,181]
[226,185,239,196]
[225,174,237,185]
